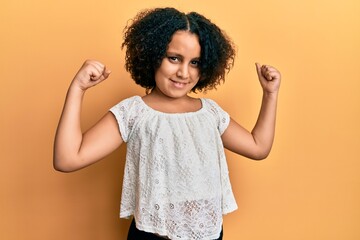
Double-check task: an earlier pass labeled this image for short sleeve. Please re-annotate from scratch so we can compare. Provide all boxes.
[109,96,142,142]
[204,99,230,135]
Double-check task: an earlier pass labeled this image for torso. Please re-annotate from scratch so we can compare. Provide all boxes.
[109,96,237,239]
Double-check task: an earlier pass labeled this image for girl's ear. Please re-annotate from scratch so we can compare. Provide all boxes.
[146,86,156,95]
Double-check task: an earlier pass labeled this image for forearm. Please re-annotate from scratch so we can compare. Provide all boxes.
[251,91,279,158]
[53,83,85,171]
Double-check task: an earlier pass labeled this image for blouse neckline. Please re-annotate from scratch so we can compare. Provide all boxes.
[136,96,205,116]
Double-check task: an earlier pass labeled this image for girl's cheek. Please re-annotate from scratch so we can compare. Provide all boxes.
[191,69,200,79]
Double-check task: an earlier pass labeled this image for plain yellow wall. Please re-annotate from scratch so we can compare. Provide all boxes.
[1,0,359,239]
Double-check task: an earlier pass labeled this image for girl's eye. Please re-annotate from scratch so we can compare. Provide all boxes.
[168,56,179,62]
[191,60,200,67]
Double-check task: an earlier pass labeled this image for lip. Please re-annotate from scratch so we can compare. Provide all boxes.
[170,79,188,88]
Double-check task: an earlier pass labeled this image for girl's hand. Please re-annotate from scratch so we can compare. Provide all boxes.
[72,60,111,91]
[255,63,281,94]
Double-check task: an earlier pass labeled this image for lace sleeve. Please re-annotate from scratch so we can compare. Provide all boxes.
[109,96,142,142]
[204,99,230,135]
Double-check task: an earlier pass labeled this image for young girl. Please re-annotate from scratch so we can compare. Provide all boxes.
[54,7,281,240]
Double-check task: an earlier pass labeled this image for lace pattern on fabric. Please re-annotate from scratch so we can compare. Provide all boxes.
[110,96,237,239]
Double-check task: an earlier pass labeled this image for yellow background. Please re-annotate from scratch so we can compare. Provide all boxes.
[1,0,359,239]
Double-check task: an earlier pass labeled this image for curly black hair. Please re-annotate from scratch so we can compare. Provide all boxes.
[122,7,235,92]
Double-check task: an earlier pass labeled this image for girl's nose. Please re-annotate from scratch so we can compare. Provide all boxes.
[176,64,189,79]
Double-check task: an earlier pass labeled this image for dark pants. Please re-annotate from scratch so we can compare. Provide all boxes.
[127,219,223,240]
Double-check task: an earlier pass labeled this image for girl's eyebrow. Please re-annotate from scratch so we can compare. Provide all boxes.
[166,51,200,60]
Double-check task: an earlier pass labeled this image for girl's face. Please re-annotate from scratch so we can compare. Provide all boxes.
[153,30,201,99]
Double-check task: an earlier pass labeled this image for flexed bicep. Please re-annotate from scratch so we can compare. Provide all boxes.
[77,112,124,169]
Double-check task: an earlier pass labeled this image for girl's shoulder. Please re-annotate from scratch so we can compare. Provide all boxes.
[201,98,230,133]
[109,96,147,142]
[201,98,227,113]
[201,97,219,106]
[111,96,144,111]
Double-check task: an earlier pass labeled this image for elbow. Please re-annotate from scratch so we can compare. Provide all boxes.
[250,154,269,161]
[53,161,75,173]
[248,141,273,160]
[53,155,80,173]
[249,149,271,161]
[53,163,73,173]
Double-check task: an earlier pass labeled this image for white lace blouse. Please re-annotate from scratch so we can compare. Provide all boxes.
[110,96,237,239]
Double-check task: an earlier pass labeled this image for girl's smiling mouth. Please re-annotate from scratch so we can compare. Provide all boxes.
[170,79,188,88]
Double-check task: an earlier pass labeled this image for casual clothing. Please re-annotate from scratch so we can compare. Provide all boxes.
[127,218,223,240]
[110,96,237,239]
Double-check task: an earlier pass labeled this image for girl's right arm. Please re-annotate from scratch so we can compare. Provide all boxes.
[53,60,123,172]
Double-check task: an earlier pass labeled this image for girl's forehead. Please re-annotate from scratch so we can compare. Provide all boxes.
[170,30,199,42]
[167,31,201,56]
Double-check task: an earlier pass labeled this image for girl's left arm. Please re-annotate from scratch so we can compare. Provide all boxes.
[221,63,281,160]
